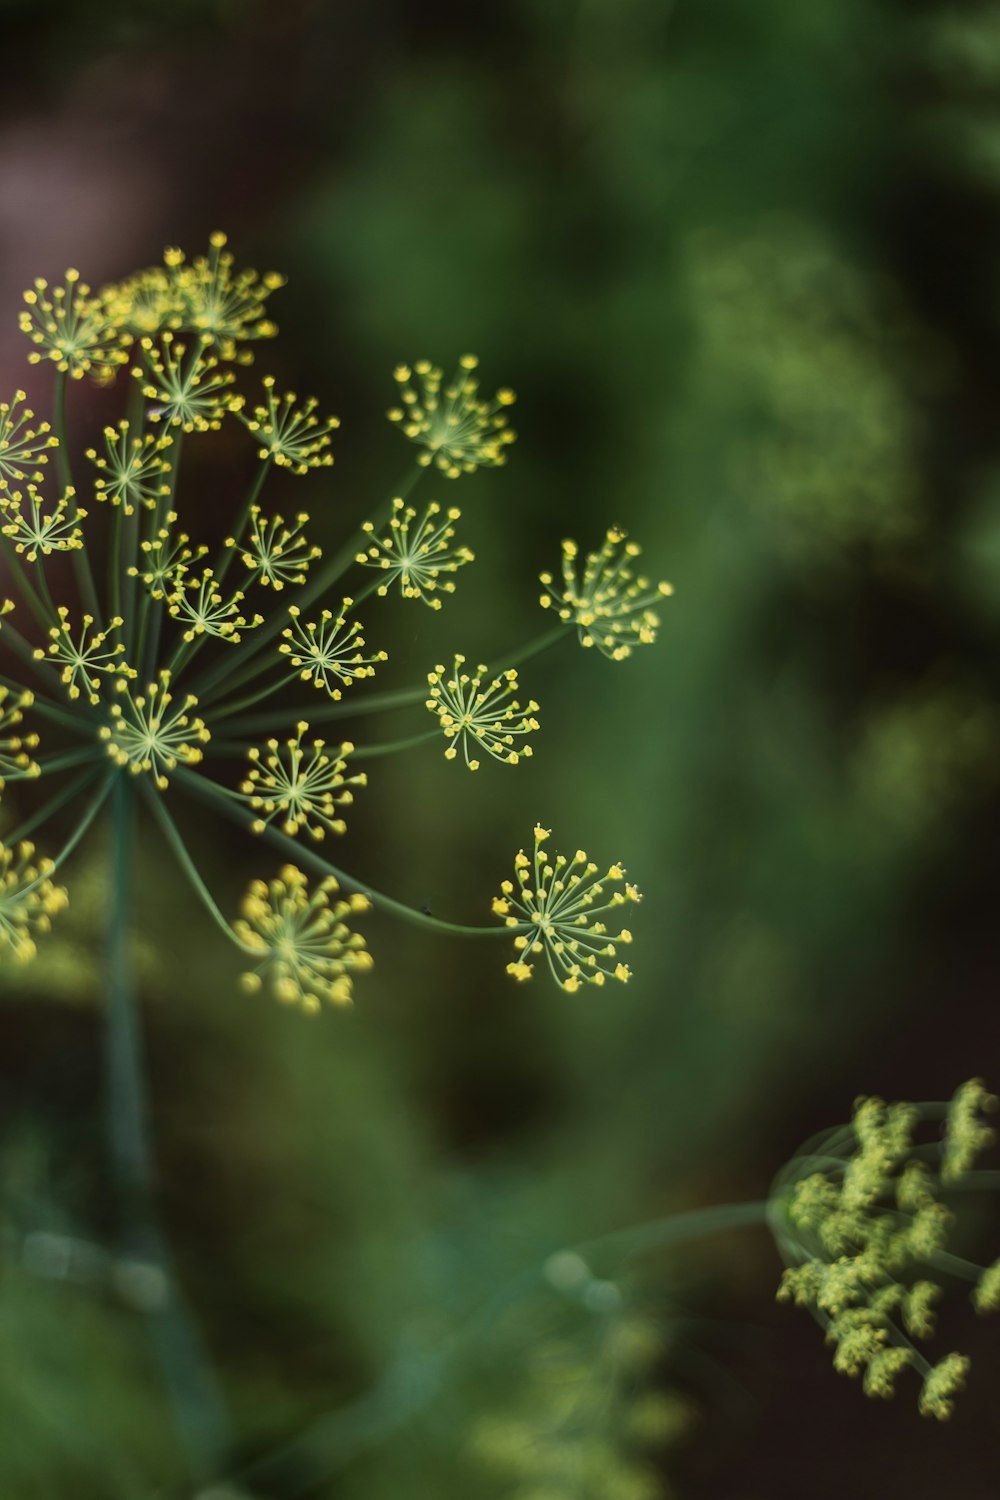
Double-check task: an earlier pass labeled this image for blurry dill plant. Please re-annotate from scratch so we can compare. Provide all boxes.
[770,1080,1000,1417]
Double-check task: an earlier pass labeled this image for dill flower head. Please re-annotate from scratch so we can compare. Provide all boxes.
[0,840,68,960]
[166,569,261,644]
[228,505,321,590]
[99,673,210,789]
[19,269,126,382]
[0,231,662,1013]
[164,231,284,352]
[492,825,641,991]
[87,422,174,514]
[241,723,366,841]
[0,391,57,484]
[134,334,236,433]
[232,376,339,472]
[0,481,86,562]
[387,355,516,478]
[357,498,474,607]
[0,688,40,784]
[234,864,372,1012]
[770,1082,1000,1417]
[33,609,134,704]
[540,528,674,661]
[279,602,386,699]
[426,655,539,770]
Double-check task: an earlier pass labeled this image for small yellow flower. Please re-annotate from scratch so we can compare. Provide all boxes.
[0,687,40,785]
[539,528,673,661]
[33,608,134,704]
[357,498,474,608]
[86,421,174,513]
[241,723,367,841]
[279,602,386,699]
[0,390,58,484]
[228,505,321,590]
[19,269,127,382]
[493,825,640,990]
[426,655,539,770]
[233,376,339,473]
[100,672,210,789]
[0,482,86,562]
[387,355,516,478]
[0,840,68,961]
[234,864,372,1012]
[135,334,236,433]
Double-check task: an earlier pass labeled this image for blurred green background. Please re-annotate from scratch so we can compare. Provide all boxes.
[2,1,1000,1496]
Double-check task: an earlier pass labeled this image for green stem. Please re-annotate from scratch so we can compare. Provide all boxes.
[2,765,101,843]
[929,1248,986,1284]
[53,371,72,493]
[572,1200,770,1264]
[0,534,58,632]
[213,457,272,588]
[105,775,231,1478]
[207,666,300,723]
[53,370,102,623]
[174,765,520,939]
[142,784,253,952]
[138,434,183,679]
[28,745,102,777]
[351,728,439,760]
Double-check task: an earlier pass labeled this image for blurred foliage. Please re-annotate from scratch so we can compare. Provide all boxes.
[2,1,1000,1498]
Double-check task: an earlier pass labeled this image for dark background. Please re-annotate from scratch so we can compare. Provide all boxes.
[1,2,1000,1496]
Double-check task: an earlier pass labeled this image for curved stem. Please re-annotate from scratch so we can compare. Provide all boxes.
[349,728,439,760]
[53,370,102,623]
[2,765,101,844]
[213,456,272,589]
[105,775,231,1478]
[0,534,58,632]
[142,783,253,953]
[573,1200,770,1263]
[207,666,300,723]
[174,765,521,939]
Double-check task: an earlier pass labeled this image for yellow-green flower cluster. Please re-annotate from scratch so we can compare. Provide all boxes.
[357,498,473,607]
[493,825,640,991]
[233,376,339,473]
[388,355,516,477]
[426,656,539,770]
[0,482,86,561]
[0,687,39,784]
[241,724,366,841]
[0,840,68,961]
[20,269,128,382]
[234,865,372,1012]
[771,1082,1000,1418]
[540,528,674,661]
[99,674,210,790]
[100,231,284,355]
[34,609,133,704]
[279,602,386,699]
[0,391,57,484]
